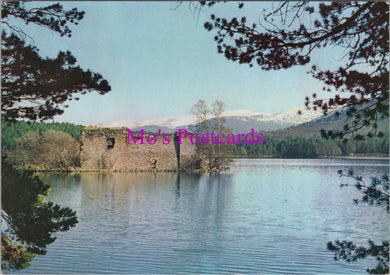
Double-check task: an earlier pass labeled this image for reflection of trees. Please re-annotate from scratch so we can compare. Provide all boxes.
[191,99,232,172]
[1,1,111,270]
[175,172,181,199]
[1,157,78,270]
[199,2,388,273]
[185,173,233,237]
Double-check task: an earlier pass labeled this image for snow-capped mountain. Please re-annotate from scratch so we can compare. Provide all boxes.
[95,107,324,133]
[262,107,324,125]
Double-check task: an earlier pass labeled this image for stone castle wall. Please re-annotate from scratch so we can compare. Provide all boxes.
[80,128,198,171]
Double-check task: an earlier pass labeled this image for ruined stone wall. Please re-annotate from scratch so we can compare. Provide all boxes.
[80,128,198,171]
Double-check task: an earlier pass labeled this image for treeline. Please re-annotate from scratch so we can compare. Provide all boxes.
[2,121,388,169]
[2,120,84,151]
[7,130,81,169]
[2,121,84,170]
[232,136,389,158]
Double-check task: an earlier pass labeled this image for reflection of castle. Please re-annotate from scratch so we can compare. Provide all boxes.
[80,128,197,171]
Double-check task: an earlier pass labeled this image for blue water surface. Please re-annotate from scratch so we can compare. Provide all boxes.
[16,158,389,274]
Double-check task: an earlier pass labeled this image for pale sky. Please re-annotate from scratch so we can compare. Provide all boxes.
[6,1,347,125]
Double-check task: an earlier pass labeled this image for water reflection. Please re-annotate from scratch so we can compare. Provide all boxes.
[175,172,180,199]
[22,158,389,274]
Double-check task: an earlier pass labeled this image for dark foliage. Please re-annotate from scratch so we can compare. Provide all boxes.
[1,236,35,271]
[327,240,389,274]
[1,33,111,121]
[326,170,389,274]
[200,2,389,273]
[1,1,111,121]
[231,136,388,158]
[1,157,78,270]
[2,120,84,151]
[2,2,84,38]
[1,2,93,270]
[338,169,389,214]
[203,2,389,141]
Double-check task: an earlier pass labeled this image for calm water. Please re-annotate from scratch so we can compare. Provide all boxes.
[17,158,389,274]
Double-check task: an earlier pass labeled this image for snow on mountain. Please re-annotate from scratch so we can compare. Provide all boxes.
[96,119,139,128]
[97,110,268,128]
[95,107,325,132]
[255,107,323,125]
[221,109,269,118]
[96,115,197,129]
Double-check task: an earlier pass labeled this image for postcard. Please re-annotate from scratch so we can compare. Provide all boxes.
[1,1,389,274]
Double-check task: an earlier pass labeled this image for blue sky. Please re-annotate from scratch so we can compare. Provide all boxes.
[6,1,345,125]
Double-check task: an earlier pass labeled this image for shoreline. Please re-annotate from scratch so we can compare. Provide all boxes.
[20,155,389,173]
[230,153,389,159]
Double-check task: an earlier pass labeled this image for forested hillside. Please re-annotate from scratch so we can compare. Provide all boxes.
[2,119,388,164]
[244,108,389,157]
[267,109,389,139]
[1,120,84,150]
[231,136,389,158]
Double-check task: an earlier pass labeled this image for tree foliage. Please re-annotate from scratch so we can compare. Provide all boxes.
[1,120,84,150]
[326,170,389,274]
[327,240,389,274]
[203,2,389,142]
[200,2,389,273]
[338,169,389,216]
[2,2,85,38]
[1,235,36,271]
[191,99,232,171]
[1,2,95,270]
[1,157,78,270]
[7,130,80,169]
[1,2,111,121]
[231,136,388,158]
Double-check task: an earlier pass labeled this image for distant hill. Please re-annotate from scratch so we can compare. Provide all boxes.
[96,107,324,133]
[95,106,388,139]
[266,107,389,138]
